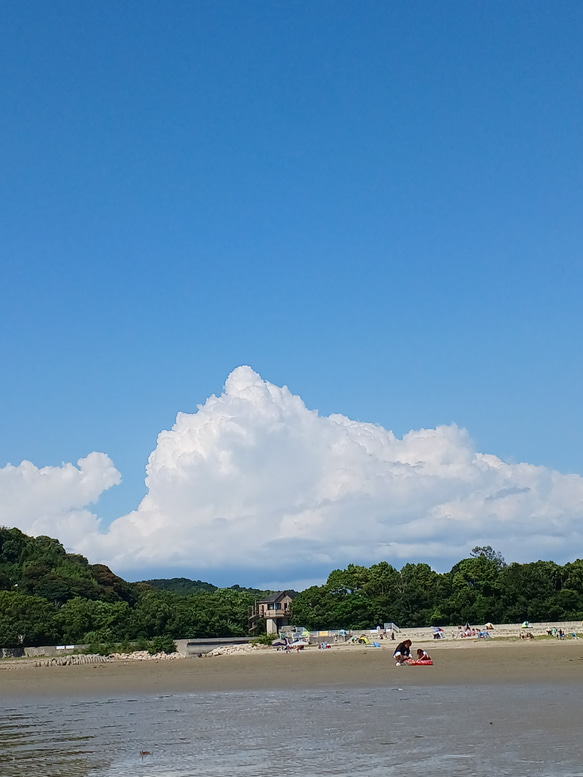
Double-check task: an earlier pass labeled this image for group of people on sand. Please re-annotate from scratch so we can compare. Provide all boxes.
[392,639,432,666]
[545,627,566,639]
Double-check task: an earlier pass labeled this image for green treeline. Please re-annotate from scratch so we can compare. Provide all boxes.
[2,529,583,648]
[0,528,267,647]
[291,548,583,630]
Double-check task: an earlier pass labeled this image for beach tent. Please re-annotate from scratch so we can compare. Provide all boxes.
[521,621,531,628]
[485,622,494,629]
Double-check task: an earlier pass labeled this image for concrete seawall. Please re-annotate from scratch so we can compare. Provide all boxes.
[175,637,252,656]
[0,637,253,659]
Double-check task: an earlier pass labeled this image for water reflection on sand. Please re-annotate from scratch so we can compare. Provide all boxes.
[1,684,581,776]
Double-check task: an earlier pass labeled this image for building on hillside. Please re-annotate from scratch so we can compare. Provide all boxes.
[249,591,295,635]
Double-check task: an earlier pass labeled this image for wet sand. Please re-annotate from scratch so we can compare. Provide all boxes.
[1,639,582,699]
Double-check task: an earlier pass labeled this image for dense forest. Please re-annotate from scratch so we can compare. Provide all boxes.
[1,527,582,648]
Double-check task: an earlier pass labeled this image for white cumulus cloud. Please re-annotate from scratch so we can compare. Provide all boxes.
[0,453,120,546]
[72,366,583,579]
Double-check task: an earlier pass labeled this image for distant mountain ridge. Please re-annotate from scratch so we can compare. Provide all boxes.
[140,577,217,595]
[140,577,274,598]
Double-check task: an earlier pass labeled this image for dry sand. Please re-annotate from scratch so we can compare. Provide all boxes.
[1,639,582,699]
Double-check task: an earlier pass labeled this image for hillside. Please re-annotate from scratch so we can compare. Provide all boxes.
[0,526,136,605]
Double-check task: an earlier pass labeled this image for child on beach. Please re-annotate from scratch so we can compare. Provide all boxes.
[416,649,431,661]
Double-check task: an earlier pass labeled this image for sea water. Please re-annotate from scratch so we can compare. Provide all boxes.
[0,684,581,776]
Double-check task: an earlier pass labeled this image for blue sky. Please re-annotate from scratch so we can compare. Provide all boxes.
[1,2,582,585]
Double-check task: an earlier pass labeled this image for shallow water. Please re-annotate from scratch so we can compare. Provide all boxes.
[1,683,581,776]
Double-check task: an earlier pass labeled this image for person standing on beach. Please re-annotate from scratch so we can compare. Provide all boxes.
[393,639,412,665]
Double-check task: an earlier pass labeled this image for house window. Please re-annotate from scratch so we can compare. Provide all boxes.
[275,603,282,610]
[267,603,275,610]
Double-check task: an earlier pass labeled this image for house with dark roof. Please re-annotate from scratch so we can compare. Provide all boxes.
[249,591,295,634]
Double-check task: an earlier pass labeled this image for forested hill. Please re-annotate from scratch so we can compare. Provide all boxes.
[141,577,272,598]
[142,578,217,595]
[0,526,136,605]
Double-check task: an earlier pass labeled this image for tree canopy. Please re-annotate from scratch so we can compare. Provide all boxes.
[290,555,583,630]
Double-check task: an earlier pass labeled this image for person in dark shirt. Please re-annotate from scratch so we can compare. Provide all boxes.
[393,639,412,665]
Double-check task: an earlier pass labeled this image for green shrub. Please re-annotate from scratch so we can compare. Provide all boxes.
[84,641,112,656]
[251,632,276,645]
[147,634,177,654]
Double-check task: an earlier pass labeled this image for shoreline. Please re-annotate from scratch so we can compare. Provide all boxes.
[1,638,582,700]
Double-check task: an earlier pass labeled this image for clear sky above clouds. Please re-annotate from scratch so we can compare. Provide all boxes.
[1,2,582,586]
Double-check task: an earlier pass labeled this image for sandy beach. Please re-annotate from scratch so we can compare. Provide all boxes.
[1,638,581,699]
